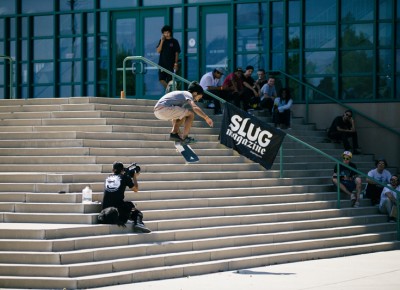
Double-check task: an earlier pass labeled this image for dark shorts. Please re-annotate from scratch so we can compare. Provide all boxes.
[159,70,172,82]
[341,179,356,192]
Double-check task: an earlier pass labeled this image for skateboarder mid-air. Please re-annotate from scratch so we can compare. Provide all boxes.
[154,81,214,144]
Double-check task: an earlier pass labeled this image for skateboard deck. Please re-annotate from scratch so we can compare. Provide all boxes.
[174,141,199,163]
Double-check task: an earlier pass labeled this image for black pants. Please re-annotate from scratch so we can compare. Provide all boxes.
[365,184,384,206]
[260,97,274,113]
[273,109,291,127]
[206,90,224,114]
[226,90,252,111]
[328,131,359,150]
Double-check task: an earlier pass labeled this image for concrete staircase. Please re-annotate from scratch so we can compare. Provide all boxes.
[0,97,398,289]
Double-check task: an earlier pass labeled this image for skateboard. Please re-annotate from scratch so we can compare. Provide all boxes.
[174,141,199,163]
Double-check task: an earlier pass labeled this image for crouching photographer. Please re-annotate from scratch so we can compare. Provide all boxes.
[98,161,151,233]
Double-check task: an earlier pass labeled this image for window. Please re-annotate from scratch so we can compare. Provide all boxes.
[22,0,53,13]
[34,16,53,37]
[305,0,336,23]
[60,14,81,35]
[60,0,94,10]
[305,25,336,49]
[306,51,336,74]
[341,0,374,21]
[341,24,373,48]
[100,0,137,8]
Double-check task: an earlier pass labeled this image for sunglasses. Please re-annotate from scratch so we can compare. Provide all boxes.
[343,157,351,161]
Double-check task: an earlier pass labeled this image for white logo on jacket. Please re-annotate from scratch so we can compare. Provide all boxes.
[105,175,122,192]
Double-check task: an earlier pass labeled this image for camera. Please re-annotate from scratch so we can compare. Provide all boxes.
[124,163,141,177]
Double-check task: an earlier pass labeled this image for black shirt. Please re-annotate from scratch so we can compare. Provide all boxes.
[157,38,181,71]
[102,173,134,209]
[333,162,358,180]
[242,74,255,87]
[328,116,352,133]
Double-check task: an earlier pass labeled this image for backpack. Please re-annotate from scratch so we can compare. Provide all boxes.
[98,207,125,227]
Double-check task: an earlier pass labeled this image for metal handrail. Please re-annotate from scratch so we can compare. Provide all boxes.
[281,133,400,240]
[122,56,400,240]
[122,56,225,103]
[0,55,14,99]
[277,70,400,137]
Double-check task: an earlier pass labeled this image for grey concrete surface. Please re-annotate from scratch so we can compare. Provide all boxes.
[95,250,400,290]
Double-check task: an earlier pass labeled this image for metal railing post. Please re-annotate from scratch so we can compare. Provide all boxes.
[305,87,309,124]
[0,55,14,99]
[122,59,127,98]
[397,194,400,240]
[336,162,341,209]
[279,145,283,178]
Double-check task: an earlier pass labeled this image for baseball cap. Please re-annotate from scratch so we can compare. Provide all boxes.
[215,67,225,74]
[342,151,352,159]
[235,67,243,72]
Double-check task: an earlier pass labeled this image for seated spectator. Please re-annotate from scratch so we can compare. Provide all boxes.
[365,158,392,206]
[272,88,293,129]
[254,69,268,94]
[327,109,361,154]
[379,175,399,222]
[332,151,362,207]
[221,67,244,107]
[259,76,277,113]
[199,67,225,115]
[249,68,269,110]
[241,65,258,112]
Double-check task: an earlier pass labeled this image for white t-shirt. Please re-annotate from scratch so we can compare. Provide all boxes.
[154,91,193,109]
[379,184,400,207]
[366,168,392,190]
[199,71,222,90]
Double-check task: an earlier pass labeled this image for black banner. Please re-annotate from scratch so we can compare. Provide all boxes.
[219,102,286,170]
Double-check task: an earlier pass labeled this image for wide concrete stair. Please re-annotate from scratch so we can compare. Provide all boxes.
[0,97,398,289]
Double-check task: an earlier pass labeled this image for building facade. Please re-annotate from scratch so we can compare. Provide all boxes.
[0,0,399,104]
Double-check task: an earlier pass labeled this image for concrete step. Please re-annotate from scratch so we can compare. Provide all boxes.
[0,139,85,148]
[0,185,332,203]
[0,96,388,290]
[0,191,336,213]
[0,149,372,168]
[0,232,396,279]
[0,131,80,140]
[0,181,338,196]
[0,97,156,108]
[1,212,97,224]
[0,169,336,184]
[0,223,394,265]
[0,213,388,250]
[0,145,347,158]
[0,199,374,225]
[0,176,335,193]
[0,206,383,239]
[0,242,398,289]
